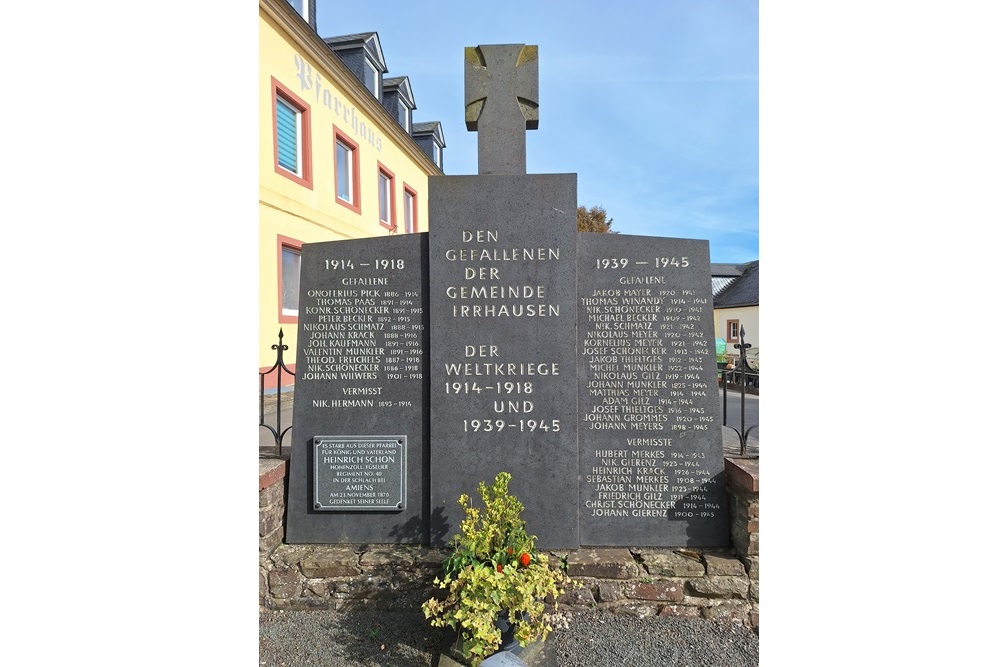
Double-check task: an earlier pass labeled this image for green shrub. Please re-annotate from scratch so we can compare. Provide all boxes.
[421,472,577,666]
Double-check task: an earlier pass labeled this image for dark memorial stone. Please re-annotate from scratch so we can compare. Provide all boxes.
[282,43,732,550]
[577,233,729,546]
[428,174,580,549]
[286,234,429,543]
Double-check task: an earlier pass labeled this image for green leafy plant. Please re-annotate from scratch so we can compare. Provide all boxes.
[421,472,577,666]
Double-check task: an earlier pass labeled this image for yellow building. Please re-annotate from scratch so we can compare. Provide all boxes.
[259,0,445,390]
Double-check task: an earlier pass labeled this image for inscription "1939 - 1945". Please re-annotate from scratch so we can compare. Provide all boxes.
[577,233,728,546]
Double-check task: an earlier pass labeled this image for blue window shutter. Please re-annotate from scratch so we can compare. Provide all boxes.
[276,97,299,173]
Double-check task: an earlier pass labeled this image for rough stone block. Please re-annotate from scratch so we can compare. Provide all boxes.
[391,568,439,591]
[687,575,750,599]
[598,581,624,603]
[332,576,392,601]
[565,549,638,579]
[360,546,423,569]
[681,595,712,608]
[259,480,284,509]
[610,603,657,618]
[301,547,362,577]
[557,585,595,606]
[704,553,746,576]
[259,459,287,492]
[260,526,283,555]
[657,604,701,619]
[743,556,759,580]
[623,580,685,603]
[305,579,329,597]
[701,600,751,622]
[270,545,314,568]
[749,580,759,603]
[642,551,705,577]
[268,569,302,599]
[259,505,282,538]
[742,532,759,556]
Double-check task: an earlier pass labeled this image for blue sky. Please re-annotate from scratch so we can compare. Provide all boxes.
[315,0,758,264]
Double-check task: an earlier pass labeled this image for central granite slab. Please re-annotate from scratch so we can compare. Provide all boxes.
[427,173,580,549]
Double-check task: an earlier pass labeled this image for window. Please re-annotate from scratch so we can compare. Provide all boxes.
[363,60,380,97]
[275,98,299,172]
[433,142,442,168]
[727,319,741,343]
[403,185,417,233]
[377,163,396,230]
[333,127,361,214]
[336,141,352,198]
[286,0,307,21]
[398,100,410,133]
[278,236,302,322]
[271,78,312,189]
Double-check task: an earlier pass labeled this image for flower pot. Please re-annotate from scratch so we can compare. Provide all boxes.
[494,611,521,654]
[445,611,524,666]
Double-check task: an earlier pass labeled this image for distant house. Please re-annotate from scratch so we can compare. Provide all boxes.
[711,261,759,368]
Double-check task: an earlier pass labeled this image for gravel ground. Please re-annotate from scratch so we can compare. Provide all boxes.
[259,608,758,666]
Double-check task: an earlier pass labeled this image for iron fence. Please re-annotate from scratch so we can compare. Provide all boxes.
[718,326,759,457]
[260,328,294,458]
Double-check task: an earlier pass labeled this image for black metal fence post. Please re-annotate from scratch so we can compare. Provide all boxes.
[260,328,295,458]
[718,326,759,458]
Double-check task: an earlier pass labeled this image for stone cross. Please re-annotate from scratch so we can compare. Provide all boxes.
[464,44,539,175]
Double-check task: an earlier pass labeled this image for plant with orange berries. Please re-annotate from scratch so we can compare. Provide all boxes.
[421,472,577,666]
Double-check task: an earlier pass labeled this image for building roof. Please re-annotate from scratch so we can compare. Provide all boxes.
[383,76,415,108]
[324,31,374,43]
[712,260,758,308]
[711,276,738,296]
[711,263,746,277]
[413,121,446,146]
[323,32,386,73]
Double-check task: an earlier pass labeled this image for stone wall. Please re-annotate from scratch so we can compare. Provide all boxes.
[258,456,760,628]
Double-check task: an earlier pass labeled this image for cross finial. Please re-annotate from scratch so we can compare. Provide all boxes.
[464,44,539,175]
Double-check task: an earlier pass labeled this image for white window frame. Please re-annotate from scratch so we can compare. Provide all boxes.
[403,189,415,233]
[281,245,301,317]
[727,319,741,342]
[377,163,396,230]
[398,100,410,132]
[364,60,380,98]
[336,139,354,204]
[287,0,308,22]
